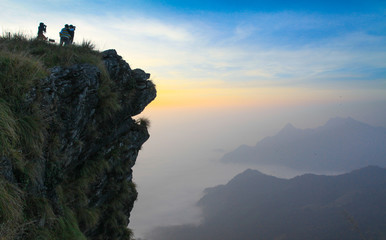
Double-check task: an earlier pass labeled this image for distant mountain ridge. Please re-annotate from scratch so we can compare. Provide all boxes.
[221,117,386,171]
[148,166,386,240]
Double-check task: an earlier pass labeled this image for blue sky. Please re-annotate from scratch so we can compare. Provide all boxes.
[1,0,385,97]
[94,0,386,13]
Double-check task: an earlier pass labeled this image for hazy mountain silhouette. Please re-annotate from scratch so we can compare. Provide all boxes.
[221,117,386,171]
[147,166,386,240]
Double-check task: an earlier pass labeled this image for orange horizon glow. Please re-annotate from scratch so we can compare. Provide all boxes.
[147,85,382,109]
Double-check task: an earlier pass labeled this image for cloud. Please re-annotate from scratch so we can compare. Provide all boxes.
[108,17,193,42]
[1,2,385,94]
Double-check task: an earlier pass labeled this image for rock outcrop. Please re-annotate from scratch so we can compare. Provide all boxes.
[0,49,156,240]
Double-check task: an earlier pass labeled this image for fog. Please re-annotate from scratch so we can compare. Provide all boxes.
[130,100,386,238]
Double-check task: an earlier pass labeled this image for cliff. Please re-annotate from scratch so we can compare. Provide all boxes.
[0,35,156,240]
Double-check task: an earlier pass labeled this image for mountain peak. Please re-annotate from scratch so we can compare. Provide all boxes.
[325,117,357,127]
[221,117,386,171]
[284,123,296,129]
[277,123,298,136]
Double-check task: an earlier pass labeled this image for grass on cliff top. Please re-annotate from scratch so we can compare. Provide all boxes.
[0,32,101,67]
[0,32,128,121]
[0,32,120,157]
[0,34,96,158]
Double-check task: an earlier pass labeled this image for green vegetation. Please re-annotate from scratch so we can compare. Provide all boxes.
[1,33,99,67]
[137,117,150,129]
[0,33,142,240]
[0,32,121,121]
[0,50,46,158]
[0,179,23,240]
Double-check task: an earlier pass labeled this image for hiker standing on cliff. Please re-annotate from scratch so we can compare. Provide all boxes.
[37,22,48,41]
[68,25,76,44]
[59,24,71,46]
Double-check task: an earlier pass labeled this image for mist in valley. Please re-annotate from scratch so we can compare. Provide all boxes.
[130,101,386,239]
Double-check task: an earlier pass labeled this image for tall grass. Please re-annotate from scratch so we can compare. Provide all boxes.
[0,99,17,156]
[0,51,46,158]
[0,179,24,240]
[0,33,101,67]
[96,63,122,121]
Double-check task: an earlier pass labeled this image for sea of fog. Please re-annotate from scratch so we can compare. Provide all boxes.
[129,102,386,239]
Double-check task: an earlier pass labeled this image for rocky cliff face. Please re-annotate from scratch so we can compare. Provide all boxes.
[0,49,156,240]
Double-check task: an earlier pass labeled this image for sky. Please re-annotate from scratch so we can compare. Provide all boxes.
[1,0,386,239]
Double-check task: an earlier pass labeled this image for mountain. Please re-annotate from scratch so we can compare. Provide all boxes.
[148,166,386,240]
[221,117,386,171]
[0,36,156,240]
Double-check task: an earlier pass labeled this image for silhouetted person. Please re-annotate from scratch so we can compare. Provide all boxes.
[69,25,76,44]
[59,24,71,46]
[37,22,47,41]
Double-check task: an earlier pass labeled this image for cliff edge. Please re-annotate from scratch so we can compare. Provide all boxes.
[0,35,156,240]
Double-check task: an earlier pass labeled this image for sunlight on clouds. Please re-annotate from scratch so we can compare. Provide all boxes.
[1,2,384,102]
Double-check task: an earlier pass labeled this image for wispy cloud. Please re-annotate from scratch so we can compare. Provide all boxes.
[108,17,193,42]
